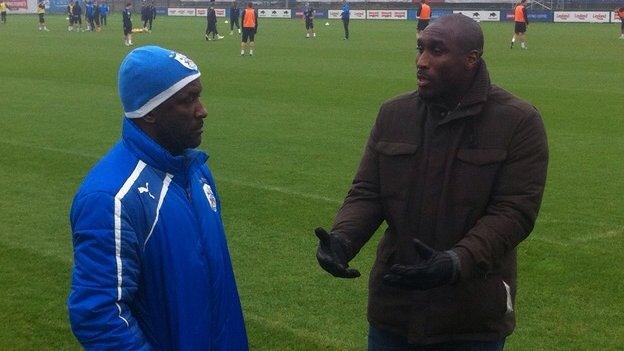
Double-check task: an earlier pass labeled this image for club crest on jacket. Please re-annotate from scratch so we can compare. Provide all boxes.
[203,183,217,212]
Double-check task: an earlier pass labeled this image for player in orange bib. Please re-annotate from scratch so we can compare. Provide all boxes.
[240,2,258,56]
[616,6,624,39]
[511,0,528,49]
[417,0,431,34]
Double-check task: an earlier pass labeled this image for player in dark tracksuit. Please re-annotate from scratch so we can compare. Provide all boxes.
[229,2,240,35]
[205,7,223,40]
[67,1,75,31]
[123,2,132,46]
[72,0,82,31]
[142,2,155,31]
[304,3,315,38]
[93,2,100,31]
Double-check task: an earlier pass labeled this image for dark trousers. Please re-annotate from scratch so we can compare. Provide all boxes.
[368,325,506,351]
[143,18,153,29]
[342,17,349,39]
[1,11,6,23]
[206,23,218,37]
[230,17,239,30]
[100,14,106,25]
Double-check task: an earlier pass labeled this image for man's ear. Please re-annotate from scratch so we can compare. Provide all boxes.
[465,50,482,70]
[142,110,158,124]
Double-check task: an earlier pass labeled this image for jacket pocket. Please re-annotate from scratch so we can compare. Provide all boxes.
[375,142,419,200]
[424,275,510,336]
[452,149,507,206]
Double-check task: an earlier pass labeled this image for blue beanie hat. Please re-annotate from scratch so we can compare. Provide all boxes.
[118,45,201,118]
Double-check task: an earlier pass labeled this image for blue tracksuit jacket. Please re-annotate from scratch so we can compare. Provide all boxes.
[68,118,248,350]
[85,2,94,18]
[341,3,350,19]
[100,3,109,16]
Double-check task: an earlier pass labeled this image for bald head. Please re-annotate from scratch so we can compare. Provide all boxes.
[426,14,484,56]
[415,14,485,105]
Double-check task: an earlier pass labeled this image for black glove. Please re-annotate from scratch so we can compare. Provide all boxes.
[383,239,460,290]
[315,227,360,279]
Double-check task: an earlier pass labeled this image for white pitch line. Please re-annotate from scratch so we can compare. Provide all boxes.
[572,226,624,244]
[223,178,342,204]
[0,139,107,160]
[537,218,614,229]
[534,218,624,245]
[1,139,343,204]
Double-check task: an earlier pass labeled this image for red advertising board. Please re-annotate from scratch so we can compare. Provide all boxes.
[7,0,28,10]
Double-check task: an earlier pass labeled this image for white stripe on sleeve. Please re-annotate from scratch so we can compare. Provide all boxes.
[143,173,173,249]
[114,160,147,325]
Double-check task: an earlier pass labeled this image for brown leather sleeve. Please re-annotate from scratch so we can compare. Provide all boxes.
[453,107,548,279]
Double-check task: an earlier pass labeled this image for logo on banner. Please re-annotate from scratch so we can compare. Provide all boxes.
[593,13,606,20]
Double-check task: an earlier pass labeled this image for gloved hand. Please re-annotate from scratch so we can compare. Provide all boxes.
[383,239,460,290]
[315,227,360,279]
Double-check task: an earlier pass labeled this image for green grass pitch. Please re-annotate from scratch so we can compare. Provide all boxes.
[0,13,623,350]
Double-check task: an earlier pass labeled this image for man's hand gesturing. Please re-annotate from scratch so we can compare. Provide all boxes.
[315,227,360,279]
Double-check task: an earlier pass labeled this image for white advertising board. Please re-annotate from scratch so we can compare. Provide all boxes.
[327,9,366,19]
[307,0,410,2]
[168,8,196,16]
[454,10,500,21]
[553,11,610,23]
[258,8,291,18]
[610,11,622,23]
[367,10,407,20]
[196,8,225,17]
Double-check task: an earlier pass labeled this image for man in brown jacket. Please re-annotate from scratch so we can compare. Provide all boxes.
[315,14,548,350]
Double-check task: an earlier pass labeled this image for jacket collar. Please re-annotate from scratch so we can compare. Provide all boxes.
[431,60,491,126]
[121,118,208,177]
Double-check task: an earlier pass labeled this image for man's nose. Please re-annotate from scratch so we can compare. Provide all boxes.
[416,52,428,69]
[196,102,207,119]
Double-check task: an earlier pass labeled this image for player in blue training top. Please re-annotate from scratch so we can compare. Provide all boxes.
[341,0,350,40]
[67,45,249,351]
[85,0,94,31]
[99,1,109,26]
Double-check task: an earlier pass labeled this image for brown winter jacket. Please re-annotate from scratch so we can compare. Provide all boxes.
[331,62,548,344]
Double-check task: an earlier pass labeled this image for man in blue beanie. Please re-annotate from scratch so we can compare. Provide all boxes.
[67,46,249,350]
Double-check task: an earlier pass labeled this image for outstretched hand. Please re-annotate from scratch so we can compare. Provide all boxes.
[315,227,360,279]
[383,239,459,290]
